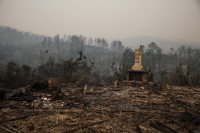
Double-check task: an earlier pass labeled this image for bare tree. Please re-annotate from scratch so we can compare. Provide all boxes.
[170,47,174,64]
[187,47,192,59]
[146,42,159,72]
[181,46,186,61]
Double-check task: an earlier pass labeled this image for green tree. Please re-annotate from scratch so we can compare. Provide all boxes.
[146,69,154,82]
[146,42,159,72]
[170,47,174,64]
[159,69,168,85]
[169,62,185,86]
[42,37,47,49]
[156,47,162,71]
[0,61,32,89]
[108,62,130,83]
[121,49,135,67]
[54,34,60,52]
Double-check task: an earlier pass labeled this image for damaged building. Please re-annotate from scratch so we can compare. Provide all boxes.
[0,50,200,133]
[124,49,148,86]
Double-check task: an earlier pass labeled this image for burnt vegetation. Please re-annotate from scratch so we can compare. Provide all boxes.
[0,26,200,89]
[1,26,200,133]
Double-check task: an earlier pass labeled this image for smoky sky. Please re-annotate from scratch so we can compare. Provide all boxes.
[0,0,200,42]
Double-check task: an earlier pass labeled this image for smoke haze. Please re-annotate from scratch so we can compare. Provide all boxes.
[0,0,200,43]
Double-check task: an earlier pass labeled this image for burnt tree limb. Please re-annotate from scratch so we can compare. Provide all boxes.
[150,121,173,133]
[176,119,197,131]
[155,120,179,133]
[0,113,36,123]
[161,113,195,133]
[61,119,108,133]
[133,115,154,126]
[186,110,200,120]
[3,123,22,133]
[0,125,16,133]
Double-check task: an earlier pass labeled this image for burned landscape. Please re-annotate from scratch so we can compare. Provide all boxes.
[1,1,200,132]
[1,49,200,133]
[0,28,200,133]
[1,79,200,133]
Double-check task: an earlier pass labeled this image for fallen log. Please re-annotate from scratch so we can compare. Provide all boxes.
[110,89,121,91]
[85,91,102,95]
[122,109,138,112]
[30,109,84,113]
[155,121,179,133]
[176,119,197,131]
[122,108,175,113]
[124,80,149,86]
[149,121,172,133]
[133,115,154,126]
[5,89,22,100]
[0,125,15,133]
[61,119,108,133]
[4,109,84,113]
[135,125,143,133]
[161,113,195,133]
[88,127,99,133]
[0,88,7,100]
[175,99,188,106]
[51,90,62,101]
[3,123,22,133]
[0,113,36,123]
[140,107,172,112]
[185,110,200,120]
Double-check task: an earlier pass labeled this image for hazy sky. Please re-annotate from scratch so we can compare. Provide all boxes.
[0,0,200,42]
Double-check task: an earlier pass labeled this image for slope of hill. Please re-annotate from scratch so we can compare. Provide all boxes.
[0,26,47,45]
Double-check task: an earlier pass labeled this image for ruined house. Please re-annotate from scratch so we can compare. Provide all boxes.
[124,49,148,86]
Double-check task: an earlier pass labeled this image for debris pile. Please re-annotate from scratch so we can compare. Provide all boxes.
[1,78,200,132]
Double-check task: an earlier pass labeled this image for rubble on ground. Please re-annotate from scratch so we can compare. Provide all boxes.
[1,80,200,132]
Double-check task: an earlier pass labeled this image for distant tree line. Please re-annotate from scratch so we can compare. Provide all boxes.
[0,26,200,87]
[0,26,45,45]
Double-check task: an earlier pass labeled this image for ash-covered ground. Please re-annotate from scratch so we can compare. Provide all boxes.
[1,84,200,133]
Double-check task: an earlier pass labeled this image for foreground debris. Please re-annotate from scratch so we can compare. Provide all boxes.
[1,82,200,132]
[61,119,108,133]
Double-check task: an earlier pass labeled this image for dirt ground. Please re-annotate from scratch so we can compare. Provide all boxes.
[1,84,200,133]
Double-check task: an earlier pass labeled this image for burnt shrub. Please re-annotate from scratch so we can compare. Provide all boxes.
[0,60,33,89]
